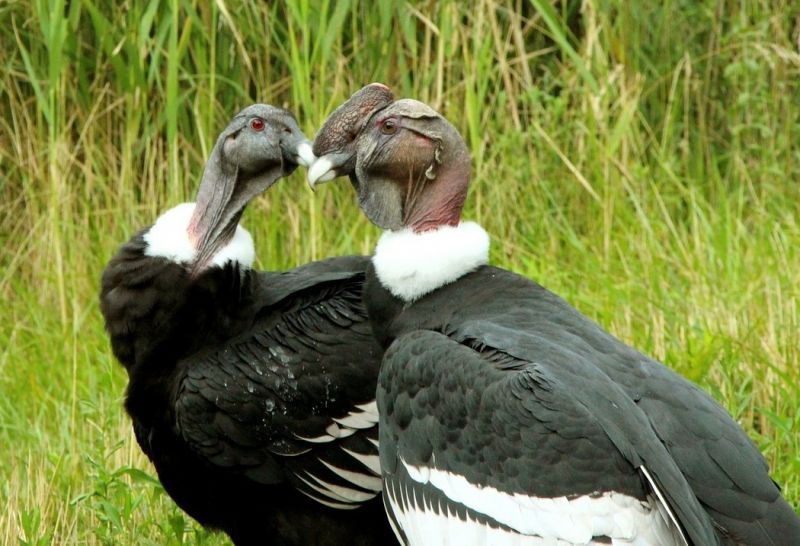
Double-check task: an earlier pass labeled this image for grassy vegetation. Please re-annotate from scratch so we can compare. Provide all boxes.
[1,0,798,543]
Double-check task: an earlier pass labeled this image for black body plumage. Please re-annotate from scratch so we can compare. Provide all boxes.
[366,263,800,545]
[100,231,395,545]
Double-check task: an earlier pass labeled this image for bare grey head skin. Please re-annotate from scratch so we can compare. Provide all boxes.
[188,104,314,272]
[308,84,471,233]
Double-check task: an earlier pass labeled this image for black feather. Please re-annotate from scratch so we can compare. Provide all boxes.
[367,262,800,545]
[100,236,394,546]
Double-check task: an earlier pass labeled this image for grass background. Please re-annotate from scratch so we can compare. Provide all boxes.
[2,0,799,543]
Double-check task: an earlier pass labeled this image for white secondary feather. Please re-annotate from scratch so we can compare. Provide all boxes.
[325,422,356,439]
[306,468,377,502]
[639,465,689,546]
[296,474,363,509]
[372,221,490,302]
[143,203,255,268]
[341,447,382,475]
[294,431,338,444]
[296,488,360,510]
[295,400,378,443]
[318,459,383,492]
[296,460,381,510]
[386,478,562,546]
[389,460,683,545]
[333,401,380,429]
[355,400,380,419]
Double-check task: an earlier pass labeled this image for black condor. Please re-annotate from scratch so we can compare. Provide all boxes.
[101,103,396,546]
[309,84,800,546]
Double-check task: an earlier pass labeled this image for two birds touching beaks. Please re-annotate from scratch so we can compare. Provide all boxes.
[101,83,800,546]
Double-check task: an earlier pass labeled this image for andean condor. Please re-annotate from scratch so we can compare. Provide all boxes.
[100,102,398,545]
[307,84,800,545]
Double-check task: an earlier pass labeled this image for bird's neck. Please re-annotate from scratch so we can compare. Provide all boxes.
[403,157,470,234]
[406,196,464,233]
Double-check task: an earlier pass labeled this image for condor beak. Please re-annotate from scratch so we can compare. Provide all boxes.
[282,136,315,170]
[295,141,316,168]
[307,151,354,191]
[308,83,395,191]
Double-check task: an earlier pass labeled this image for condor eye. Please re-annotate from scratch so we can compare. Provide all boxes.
[250,118,265,132]
[381,119,397,135]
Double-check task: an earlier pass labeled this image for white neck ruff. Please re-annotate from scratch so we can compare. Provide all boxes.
[372,222,490,302]
[143,203,255,268]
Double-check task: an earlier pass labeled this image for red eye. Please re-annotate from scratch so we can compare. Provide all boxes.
[250,118,265,132]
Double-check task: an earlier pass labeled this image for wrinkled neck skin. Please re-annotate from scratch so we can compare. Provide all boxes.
[188,153,235,241]
[404,160,469,233]
[186,150,249,273]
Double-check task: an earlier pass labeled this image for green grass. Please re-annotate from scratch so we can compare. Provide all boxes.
[1,0,799,543]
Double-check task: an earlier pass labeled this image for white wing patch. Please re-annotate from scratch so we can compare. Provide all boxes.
[291,401,382,510]
[305,470,376,502]
[341,447,382,475]
[639,465,689,546]
[319,459,383,492]
[333,400,380,429]
[295,481,361,510]
[386,478,564,546]
[294,400,379,443]
[391,459,683,545]
[143,203,255,268]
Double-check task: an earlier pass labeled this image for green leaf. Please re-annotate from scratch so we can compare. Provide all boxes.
[528,0,599,93]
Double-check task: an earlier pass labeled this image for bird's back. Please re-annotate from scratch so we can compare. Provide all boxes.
[366,263,800,545]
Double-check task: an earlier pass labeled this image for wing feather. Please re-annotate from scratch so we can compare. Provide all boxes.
[174,270,383,507]
[378,329,717,545]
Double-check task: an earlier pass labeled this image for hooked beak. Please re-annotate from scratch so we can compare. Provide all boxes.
[308,83,395,191]
[307,151,354,191]
[282,134,316,171]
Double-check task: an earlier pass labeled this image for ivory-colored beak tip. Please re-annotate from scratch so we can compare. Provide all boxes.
[295,141,316,168]
[307,156,337,189]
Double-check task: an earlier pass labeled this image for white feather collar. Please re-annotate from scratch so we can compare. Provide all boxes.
[143,203,255,268]
[372,222,490,302]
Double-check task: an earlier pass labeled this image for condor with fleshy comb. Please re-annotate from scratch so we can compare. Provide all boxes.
[309,84,800,545]
[101,104,396,545]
